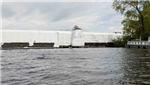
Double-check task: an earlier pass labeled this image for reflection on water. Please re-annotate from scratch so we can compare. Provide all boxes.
[1,48,150,85]
[121,49,150,85]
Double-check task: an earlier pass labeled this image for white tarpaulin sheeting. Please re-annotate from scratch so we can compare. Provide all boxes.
[0,28,1,48]
[57,31,71,46]
[2,30,30,43]
[2,30,122,47]
[2,30,58,46]
[29,31,58,46]
[71,30,84,46]
[83,32,122,43]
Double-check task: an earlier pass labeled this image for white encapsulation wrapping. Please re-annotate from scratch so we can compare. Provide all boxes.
[2,30,58,47]
[83,32,122,43]
[29,31,58,46]
[2,30,123,47]
[57,31,71,46]
[2,30,30,43]
[0,28,1,48]
[71,30,84,46]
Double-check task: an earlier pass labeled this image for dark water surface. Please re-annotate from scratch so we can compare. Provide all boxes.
[1,48,150,85]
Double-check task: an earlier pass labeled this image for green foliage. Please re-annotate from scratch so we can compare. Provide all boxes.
[112,0,150,47]
[112,37,125,47]
[112,35,131,47]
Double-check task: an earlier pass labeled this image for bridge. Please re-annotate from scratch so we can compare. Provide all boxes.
[1,29,122,48]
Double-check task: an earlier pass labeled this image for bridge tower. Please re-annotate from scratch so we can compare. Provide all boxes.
[71,25,84,47]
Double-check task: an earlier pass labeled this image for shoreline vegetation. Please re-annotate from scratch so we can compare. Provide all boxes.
[112,0,150,47]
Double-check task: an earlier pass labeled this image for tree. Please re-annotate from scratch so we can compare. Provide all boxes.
[112,0,150,40]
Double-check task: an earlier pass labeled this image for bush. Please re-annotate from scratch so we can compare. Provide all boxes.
[112,36,131,47]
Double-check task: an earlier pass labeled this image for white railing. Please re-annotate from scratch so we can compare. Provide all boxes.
[127,41,149,45]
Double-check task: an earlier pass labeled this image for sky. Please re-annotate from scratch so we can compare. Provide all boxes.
[1,0,124,33]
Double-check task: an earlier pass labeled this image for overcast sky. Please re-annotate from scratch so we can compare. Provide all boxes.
[2,0,124,33]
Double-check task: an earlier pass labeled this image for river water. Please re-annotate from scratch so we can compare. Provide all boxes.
[1,48,150,85]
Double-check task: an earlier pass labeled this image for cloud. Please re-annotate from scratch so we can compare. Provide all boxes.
[21,2,97,22]
[51,5,82,21]
[108,26,123,33]
[2,4,16,19]
[2,2,124,33]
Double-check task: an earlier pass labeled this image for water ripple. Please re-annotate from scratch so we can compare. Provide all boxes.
[1,48,150,85]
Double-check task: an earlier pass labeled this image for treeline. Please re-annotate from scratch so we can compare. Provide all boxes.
[112,0,150,47]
